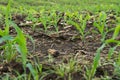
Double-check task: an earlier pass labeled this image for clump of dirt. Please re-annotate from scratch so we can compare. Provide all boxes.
[0,60,26,75]
[95,64,114,77]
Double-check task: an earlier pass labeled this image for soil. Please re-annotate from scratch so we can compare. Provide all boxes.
[0,12,120,80]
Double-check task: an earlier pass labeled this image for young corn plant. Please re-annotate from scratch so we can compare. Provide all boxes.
[114,51,120,78]
[50,11,61,33]
[66,57,78,73]
[13,72,27,80]
[112,24,120,40]
[105,25,120,60]
[27,63,39,80]
[67,14,90,42]
[10,21,28,66]
[25,13,38,30]
[107,46,117,60]
[0,38,17,62]
[66,12,79,22]
[55,63,66,78]
[0,74,10,80]
[0,0,14,62]
[103,24,120,79]
[105,24,120,78]
[39,12,50,32]
[0,0,28,67]
[85,44,106,80]
[26,55,45,80]
[93,12,107,42]
[0,0,11,36]
[54,57,78,79]
[105,24,120,45]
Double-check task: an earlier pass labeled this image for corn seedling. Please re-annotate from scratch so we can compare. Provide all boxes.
[0,14,4,26]
[10,21,28,66]
[27,63,39,80]
[4,0,11,35]
[26,34,35,53]
[48,53,54,63]
[101,76,111,80]
[0,35,15,61]
[27,55,44,80]
[105,25,120,78]
[33,56,43,74]
[65,12,73,22]
[25,13,38,30]
[0,74,11,80]
[105,24,120,45]
[85,43,106,80]
[114,51,120,78]
[14,72,27,80]
[50,11,61,33]
[112,24,120,39]
[0,0,14,62]
[55,63,66,77]
[66,57,78,73]
[39,12,50,32]
[55,57,77,78]
[93,12,107,42]
[0,0,11,36]
[0,73,26,80]
[107,46,117,60]
[68,14,90,42]
[66,12,79,22]
[113,51,120,78]
[0,0,28,67]
[106,25,119,60]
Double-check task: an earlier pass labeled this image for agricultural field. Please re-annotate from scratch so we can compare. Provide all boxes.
[0,0,120,80]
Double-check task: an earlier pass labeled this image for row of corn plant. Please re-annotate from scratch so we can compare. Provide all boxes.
[84,23,120,80]
[25,10,64,33]
[1,1,120,80]
[0,0,28,67]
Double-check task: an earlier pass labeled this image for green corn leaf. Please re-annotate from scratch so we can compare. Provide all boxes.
[0,35,13,43]
[99,12,107,22]
[10,21,27,53]
[26,34,35,52]
[9,20,27,65]
[79,14,83,21]
[90,44,105,79]
[5,0,12,35]
[94,22,104,34]
[68,20,83,35]
[106,39,120,45]
[112,25,120,39]
[27,63,38,80]
[85,14,91,21]
[108,47,116,59]
[82,20,86,31]
[0,29,5,36]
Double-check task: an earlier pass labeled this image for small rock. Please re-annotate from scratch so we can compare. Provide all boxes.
[47,49,60,57]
